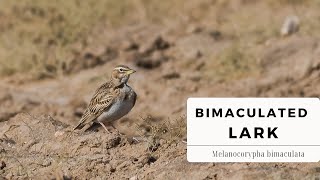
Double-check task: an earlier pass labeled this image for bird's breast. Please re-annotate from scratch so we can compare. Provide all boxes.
[97,85,135,123]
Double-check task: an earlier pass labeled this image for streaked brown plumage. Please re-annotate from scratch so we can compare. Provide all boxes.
[74,65,137,132]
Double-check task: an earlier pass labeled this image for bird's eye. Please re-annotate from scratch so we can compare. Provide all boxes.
[119,68,124,72]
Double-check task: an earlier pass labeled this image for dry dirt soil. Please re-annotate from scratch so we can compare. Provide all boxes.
[0,1,320,179]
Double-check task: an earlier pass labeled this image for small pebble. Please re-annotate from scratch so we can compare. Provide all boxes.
[54,131,65,137]
[281,15,300,36]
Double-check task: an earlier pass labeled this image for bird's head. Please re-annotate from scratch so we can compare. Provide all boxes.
[111,65,136,84]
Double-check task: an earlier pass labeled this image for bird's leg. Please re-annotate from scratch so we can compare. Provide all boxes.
[99,122,111,133]
[111,124,122,135]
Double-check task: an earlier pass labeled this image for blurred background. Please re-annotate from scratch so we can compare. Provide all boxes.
[0,0,320,178]
[1,0,319,124]
[1,0,320,138]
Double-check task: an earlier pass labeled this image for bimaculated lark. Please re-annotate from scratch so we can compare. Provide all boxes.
[74,65,137,132]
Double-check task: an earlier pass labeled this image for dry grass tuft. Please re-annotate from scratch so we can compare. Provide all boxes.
[205,43,260,82]
[135,115,186,152]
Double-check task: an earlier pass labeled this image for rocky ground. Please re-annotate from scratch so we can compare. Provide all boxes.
[0,1,320,179]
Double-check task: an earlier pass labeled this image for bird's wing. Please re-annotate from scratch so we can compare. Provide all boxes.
[74,81,114,130]
[132,91,137,107]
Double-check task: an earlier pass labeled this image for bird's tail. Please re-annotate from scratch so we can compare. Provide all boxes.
[73,123,81,130]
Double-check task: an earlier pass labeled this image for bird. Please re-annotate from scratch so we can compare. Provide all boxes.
[74,65,137,133]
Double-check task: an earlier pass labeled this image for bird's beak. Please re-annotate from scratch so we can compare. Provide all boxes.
[126,69,136,75]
